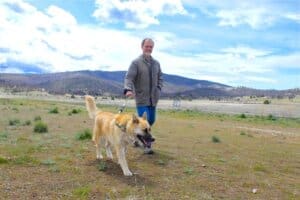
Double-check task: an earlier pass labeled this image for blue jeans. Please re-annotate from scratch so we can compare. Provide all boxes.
[137,106,156,126]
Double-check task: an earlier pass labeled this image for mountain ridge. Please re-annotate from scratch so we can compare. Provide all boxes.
[0,70,299,98]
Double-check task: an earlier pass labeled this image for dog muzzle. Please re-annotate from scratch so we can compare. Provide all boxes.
[137,133,155,148]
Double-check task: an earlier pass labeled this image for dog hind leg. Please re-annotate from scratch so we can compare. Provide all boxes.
[96,142,103,159]
[93,126,103,159]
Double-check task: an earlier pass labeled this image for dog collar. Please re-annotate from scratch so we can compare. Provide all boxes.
[115,123,126,132]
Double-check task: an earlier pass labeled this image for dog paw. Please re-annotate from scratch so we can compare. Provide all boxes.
[124,171,133,176]
[107,156,113,160]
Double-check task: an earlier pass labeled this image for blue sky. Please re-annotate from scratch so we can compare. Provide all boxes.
[0,0,299,90]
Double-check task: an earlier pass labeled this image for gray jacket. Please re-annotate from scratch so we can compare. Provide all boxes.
[124,55,163,106]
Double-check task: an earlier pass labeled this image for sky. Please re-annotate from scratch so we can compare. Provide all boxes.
[0,0,299,90]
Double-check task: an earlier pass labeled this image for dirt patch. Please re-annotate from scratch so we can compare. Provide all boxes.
[0,97,299,199]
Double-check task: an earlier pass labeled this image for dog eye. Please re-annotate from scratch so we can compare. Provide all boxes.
[144,128,151,132]
[143,128,149,132]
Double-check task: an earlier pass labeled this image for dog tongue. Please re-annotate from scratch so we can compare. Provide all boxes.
[145,141,151,148]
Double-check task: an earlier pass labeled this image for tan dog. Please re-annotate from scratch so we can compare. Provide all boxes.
[85,95,152,176]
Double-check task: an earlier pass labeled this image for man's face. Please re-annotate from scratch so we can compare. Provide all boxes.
[142,40,154,57]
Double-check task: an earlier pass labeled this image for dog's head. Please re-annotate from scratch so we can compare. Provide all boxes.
[115,112,154,147]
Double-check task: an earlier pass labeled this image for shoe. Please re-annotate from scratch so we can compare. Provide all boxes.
[144,147,154,154]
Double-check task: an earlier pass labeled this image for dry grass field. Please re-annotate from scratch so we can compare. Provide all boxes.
[0,97,299,199]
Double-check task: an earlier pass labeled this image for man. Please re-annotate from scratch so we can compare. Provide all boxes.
[124,38,163,154]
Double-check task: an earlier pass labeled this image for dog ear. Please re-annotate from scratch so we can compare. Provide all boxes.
[132,114,139,124]
[142,112,147,120]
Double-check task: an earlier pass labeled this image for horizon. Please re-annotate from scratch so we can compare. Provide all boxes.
[1,69,299,91]
[0,0,299,90]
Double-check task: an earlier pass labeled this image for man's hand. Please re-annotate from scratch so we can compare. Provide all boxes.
[125,90,134,98]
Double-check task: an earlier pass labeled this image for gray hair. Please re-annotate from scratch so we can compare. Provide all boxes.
[141,38,154,47]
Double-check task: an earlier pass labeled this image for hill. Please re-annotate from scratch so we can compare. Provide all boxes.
[0,70,299,98]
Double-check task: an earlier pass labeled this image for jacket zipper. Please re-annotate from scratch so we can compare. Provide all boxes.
[149,60,153,106]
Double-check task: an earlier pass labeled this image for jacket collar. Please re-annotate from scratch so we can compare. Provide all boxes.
[141,54,153,65]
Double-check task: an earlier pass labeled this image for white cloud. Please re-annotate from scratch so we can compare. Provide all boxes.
[221,46,271,59]
[244,76,276,84]
[182,0,300,28]
[285,13,300,23]
[1,67,24,74]
[216,8,276,28]
[93,0,187,29]
[46,5,77,27]
[157,44,300,87]
[0,0,143,72]
[0,0,299,89]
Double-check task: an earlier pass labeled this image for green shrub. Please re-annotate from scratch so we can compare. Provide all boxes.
[240,131,246,136]
[34,116,42,121]
[72,108,81,114]
[23,120,31,126]
[9,119,20,126]
[263,99,271,104]
[73,186,91,199]
[12,107,19,112]
[34,121,48,133]
[49,107,59,114]
[267,114,276,121]
[184,167,194,175]
[0,156,8,164]
[76,129,92,140]
[239,113,246,119]
[98,161,107,171]
[212,135,221,143]
[0,132,8,140]
[68,108,81,115]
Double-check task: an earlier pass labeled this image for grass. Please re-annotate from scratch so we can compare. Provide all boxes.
[75,129,92,140]
[41,159,56,166]
[98,160,107,171]
[72,186,91,199]
[183,167,194,175]
[68,108,82,115]
[34,116,42,121]
[34,121,48,133]
[49,107,59,114]
[212,135,221,143]
[240,131,246,135]
[12,155,39,165]
[0,156,8,164]
[239,113,247,118]
[0,132,8,140]
[0,97,299,199]
[160,108,300,128]
[9,119,20,126]
[253,163,267,172]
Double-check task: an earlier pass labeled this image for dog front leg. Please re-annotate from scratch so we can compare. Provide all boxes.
[105,142,113,160]
[116,146,132,176]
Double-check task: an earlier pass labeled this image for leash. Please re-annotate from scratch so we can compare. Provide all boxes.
[118,97,128,113]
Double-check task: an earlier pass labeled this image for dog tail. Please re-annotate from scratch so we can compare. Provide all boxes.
[85,95,98,119]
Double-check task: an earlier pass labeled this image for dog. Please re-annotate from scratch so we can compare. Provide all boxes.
[85,95,153,176]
